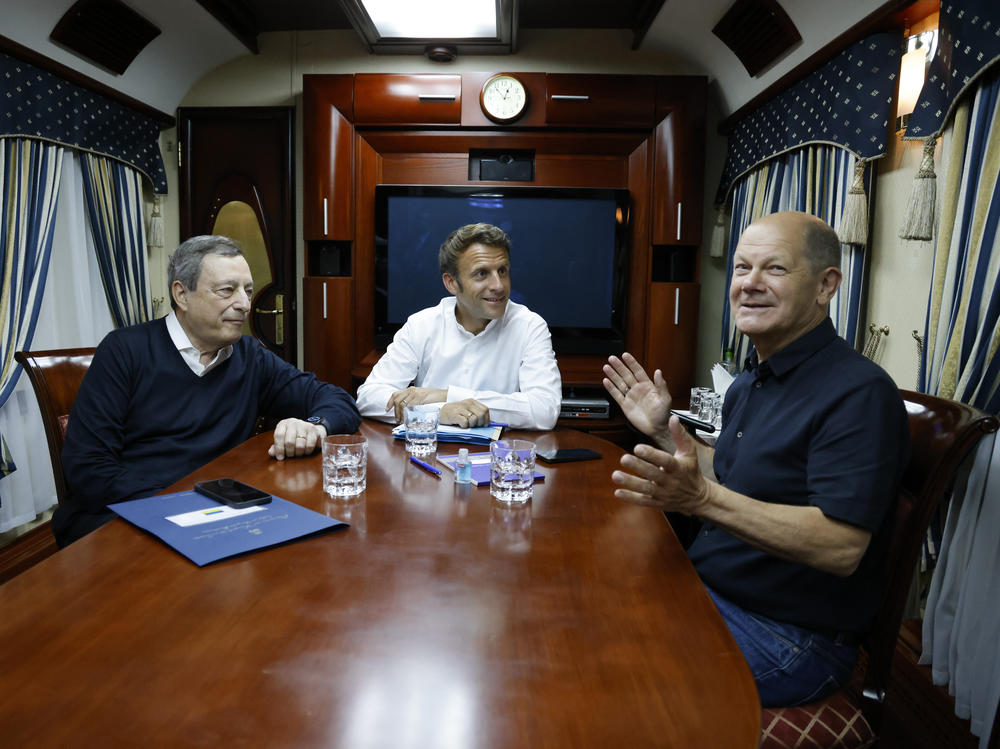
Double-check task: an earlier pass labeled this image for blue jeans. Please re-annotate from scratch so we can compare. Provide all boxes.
[707,587,859,707]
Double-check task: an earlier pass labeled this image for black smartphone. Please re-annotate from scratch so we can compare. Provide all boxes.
[670,410,716,434]
[194,479,272,509]
[537,448,602,464]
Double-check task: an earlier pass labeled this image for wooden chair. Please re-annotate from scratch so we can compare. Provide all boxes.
[759,389,999,749]
[0,348,95,584]
[12,348,95,505]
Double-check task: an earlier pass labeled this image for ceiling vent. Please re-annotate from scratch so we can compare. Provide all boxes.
[50,0,161,76]
[712,0,801,77]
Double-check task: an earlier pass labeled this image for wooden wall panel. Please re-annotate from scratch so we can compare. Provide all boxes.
[626,139,651,359]
[353,134,380,369]
[376,153,628,188]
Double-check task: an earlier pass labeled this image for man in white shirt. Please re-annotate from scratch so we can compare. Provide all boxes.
[356,223,562,430]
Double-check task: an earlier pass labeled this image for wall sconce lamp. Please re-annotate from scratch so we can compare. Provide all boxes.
[896,28,937,132]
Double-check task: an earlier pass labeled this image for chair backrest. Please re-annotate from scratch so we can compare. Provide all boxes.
[13,348,96,504]
[859,389,999,725]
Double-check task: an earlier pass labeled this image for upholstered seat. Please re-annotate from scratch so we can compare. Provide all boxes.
[759,390,999,749]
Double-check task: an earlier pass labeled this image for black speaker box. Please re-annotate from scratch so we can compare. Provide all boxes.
[469,149,534,181]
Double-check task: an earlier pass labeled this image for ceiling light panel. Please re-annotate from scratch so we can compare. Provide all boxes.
[362,0,497,39]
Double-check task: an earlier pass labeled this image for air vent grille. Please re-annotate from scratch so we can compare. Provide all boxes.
[50,0,161,76]
[712,0,801,77]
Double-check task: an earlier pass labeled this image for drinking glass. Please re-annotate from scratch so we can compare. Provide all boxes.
[404,405,438,456]
[490,439,536,504]
[697,390,715,422]
[322,434,367,498]
[689,387,702,414]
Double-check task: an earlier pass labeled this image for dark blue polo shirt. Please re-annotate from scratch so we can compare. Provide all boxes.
[688,318,909,635]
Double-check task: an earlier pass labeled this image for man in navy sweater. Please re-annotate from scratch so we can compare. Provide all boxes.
[603,212,909,707]
[54,236,361,547]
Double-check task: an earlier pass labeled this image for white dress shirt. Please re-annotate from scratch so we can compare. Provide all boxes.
[165,310,233,377]
[356,298,562,430]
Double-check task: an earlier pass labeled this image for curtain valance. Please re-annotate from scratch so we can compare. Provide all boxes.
[0,52,167,193]
[717,32,901,203]
[904,0,1000,141]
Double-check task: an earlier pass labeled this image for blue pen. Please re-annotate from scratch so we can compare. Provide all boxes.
[489,421,508,427]
[409,455,442,477]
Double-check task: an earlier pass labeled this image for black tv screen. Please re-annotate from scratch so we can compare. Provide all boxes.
[374,185,630,355]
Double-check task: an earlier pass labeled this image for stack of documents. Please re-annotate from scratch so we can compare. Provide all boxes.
[391,423,503,445]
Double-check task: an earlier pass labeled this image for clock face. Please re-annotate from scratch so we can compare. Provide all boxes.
[481,75,527,123]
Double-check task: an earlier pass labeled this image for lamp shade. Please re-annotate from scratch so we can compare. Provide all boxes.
[897,46,926,120]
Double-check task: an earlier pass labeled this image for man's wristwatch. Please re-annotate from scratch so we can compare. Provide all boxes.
[306,415,331,434]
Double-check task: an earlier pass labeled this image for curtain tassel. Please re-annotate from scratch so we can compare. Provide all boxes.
[709,203,727,258]
[899,136,938,241]
[837,159,869,245]
[147,194,164,250]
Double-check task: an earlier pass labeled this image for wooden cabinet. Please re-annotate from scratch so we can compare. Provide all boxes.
[354,74,462,125]
[653,77,707,246]
[302,74,353,240]
[302,276,353,391]
[300,72,707,400]
[645,282,700,401]
[544,74,657,128]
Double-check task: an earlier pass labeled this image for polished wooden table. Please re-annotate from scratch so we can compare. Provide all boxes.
[0,422,759,747]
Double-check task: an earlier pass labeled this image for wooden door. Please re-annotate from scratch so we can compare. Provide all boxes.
[177,107,296,363]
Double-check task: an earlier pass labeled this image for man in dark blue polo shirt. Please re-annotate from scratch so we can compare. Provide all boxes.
[602,211,909,707]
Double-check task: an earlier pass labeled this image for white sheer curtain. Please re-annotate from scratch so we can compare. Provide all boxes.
[0,152,115,531]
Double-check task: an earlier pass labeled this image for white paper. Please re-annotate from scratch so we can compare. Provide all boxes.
[711,363,736,395]
[166,504,265,527]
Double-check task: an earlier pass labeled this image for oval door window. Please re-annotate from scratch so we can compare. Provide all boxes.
[211,200,272,338]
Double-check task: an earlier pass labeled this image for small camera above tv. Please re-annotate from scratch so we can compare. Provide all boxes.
[374,184,631,356]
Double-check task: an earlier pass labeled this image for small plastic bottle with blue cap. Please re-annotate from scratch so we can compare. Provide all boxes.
[455,447,473,484]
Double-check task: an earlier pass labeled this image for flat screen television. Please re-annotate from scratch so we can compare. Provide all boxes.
[374,185,630,355]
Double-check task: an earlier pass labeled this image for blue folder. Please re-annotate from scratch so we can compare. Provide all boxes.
[437,452,545,487]
[109,490,346,567]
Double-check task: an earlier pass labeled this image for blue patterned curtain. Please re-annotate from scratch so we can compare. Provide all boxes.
[917,65,1000,749]
[0,137,63,500]
[1,52,167,193]
[920,71,1000,410]
[79,154,152,328]
[719,146,868,364]
[717,32,900,202]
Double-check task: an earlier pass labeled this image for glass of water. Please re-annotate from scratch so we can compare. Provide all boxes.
[689,387,703,414]
[490,439,537,504]
[404,405,438,456]
[322,434,368,498]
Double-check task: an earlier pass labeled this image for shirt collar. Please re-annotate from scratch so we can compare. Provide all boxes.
[444,296,507,337]
[165,310,234,376]
[747,317,837,379]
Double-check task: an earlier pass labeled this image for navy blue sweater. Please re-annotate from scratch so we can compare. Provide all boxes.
[54,318,360,545]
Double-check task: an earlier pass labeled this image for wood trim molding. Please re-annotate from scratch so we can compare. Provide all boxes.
[0,33,174,127]
[719,0,937,133]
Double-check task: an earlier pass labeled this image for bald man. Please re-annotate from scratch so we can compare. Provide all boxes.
[603,212,909,706]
